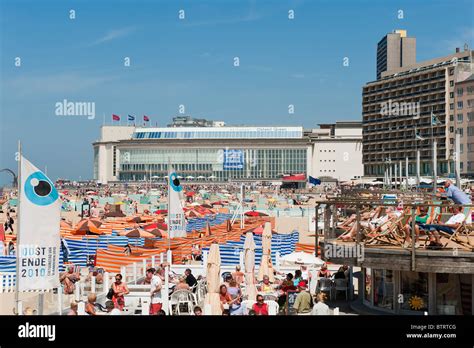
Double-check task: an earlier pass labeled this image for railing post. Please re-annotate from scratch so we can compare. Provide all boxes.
[103,272,110,294]
[143,259,147,276]
[239,251,244,268]
[203,251,208,267]
[0,274,3,294]
[74,282,81,302]
[133,263,138,284]
[91,276,96,294]
[78,301,85,315]
[167,249,172,265]
[160,253,164,265]
[57,286,63,315]
[120,266,126,283]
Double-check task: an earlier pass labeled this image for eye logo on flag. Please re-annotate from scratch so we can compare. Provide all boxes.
[169,172,183,192]
[24,171,58,206]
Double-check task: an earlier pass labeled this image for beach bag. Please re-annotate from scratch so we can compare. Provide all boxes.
[106,287,115,300]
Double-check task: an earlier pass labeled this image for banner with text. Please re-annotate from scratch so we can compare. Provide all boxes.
[18,156,60,291]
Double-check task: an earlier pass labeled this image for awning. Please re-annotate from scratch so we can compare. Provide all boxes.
[282,173,306,181]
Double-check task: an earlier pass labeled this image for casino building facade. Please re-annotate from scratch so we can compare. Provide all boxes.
[92,122,363,185]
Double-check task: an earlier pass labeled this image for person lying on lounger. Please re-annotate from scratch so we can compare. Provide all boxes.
[340,207,400,241]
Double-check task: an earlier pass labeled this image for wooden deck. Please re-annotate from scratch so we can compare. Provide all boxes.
[321,239,474,274]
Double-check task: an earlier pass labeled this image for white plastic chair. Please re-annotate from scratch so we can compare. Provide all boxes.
[264,300,279,315]
[170,290,196,315]
[241,300,256,315]
[333,278,348,300]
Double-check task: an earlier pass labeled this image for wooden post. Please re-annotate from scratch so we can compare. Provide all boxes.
[355,204,361,245]
[332,204,337,238]
[315,204,319,257]
[411,205,417,271]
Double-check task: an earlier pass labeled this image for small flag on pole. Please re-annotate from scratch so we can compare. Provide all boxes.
[308,176,321,185]
[431,112,440,126]
[415,129,425,141]
[128,115,135,121]
[144,115,150,122]
[112,114,121,121]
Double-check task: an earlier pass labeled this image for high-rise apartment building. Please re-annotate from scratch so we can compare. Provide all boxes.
[376,30,416,80]
[363,45,473,177]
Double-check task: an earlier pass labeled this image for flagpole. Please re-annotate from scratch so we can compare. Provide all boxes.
[15,140,22,314]
[431,107,437,194]
[167,157,171,253]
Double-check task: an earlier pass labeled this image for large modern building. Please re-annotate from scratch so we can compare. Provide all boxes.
[363,45,474,177]
[376,30,416,80]
[93,121,363,184]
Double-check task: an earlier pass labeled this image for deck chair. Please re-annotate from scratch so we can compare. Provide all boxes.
[441,209,473,250]
[365,213,408,247]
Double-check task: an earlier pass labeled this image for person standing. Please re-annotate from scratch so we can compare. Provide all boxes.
[147,268,163,315]
[442,180,471,205]
[4,212,14,233]
[112,274,129,311]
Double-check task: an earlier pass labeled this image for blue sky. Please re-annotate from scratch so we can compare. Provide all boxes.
[0,0,473,184]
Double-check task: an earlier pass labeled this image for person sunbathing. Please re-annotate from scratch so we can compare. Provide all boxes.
[340,207,399,241]
[338,206,382,230]
[419,206,466,249]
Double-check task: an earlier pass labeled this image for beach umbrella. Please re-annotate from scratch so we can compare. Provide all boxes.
[205,222,212,236]
[280,251,324,267]
[204,243,222,315]
[201,204,213,209]
[151,176,160,179]
[208,175,217,179]
[186,176,194,179]
[243,232,257,302]
[143,222,167,231]
[119,228,155,238]
[245,211,268,217]
[154,209,168,215]
[60,220,72,229]
[146,228,163,237]
[127,216,144,223]
[72,218,103,235]
[197,176,205,179]
[257,222,274,282]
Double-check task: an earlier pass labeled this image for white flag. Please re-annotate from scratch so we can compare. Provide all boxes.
[167,168,186,238]
[18,156,60,291]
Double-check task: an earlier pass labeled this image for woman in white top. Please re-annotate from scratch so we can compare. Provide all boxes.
[312,292,330,315]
